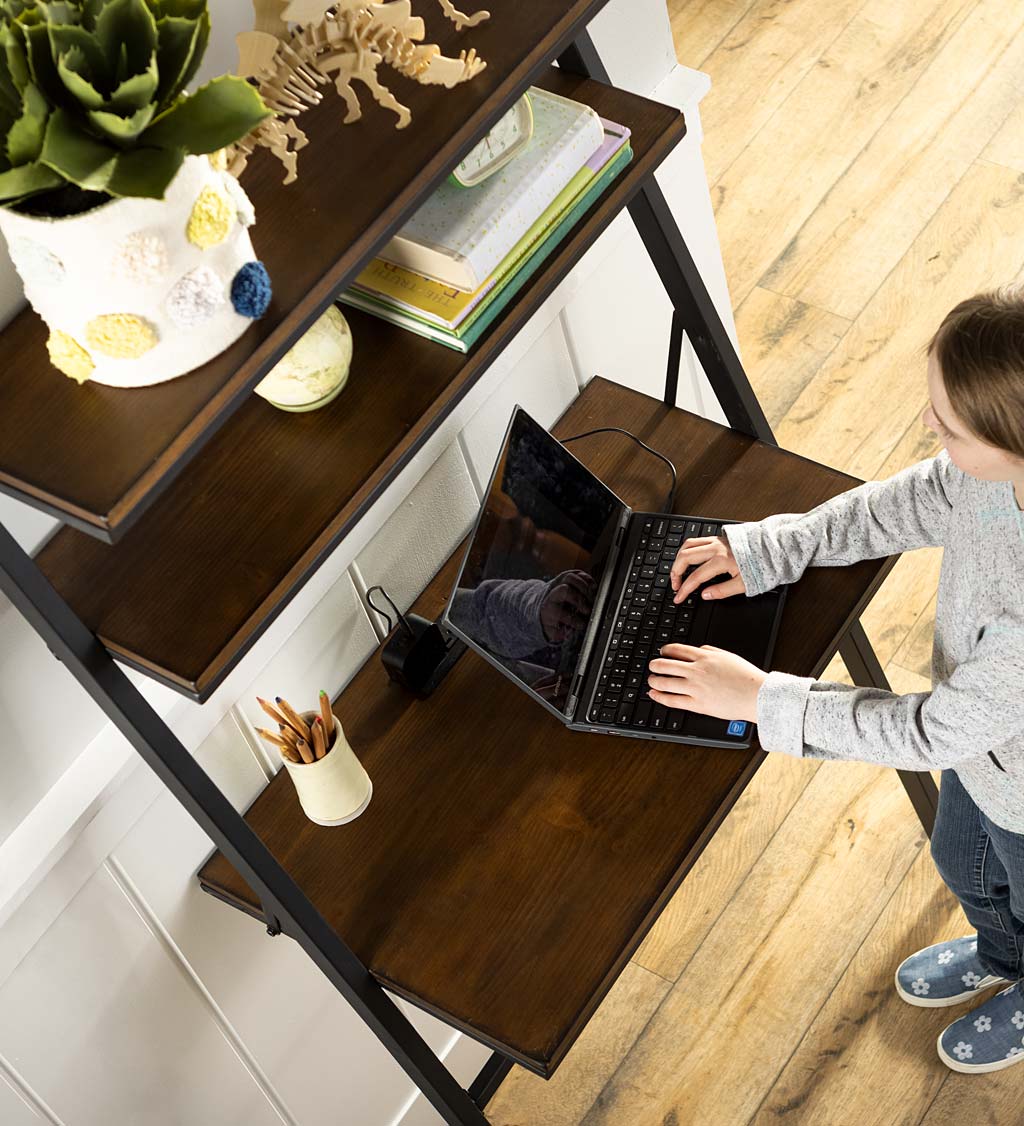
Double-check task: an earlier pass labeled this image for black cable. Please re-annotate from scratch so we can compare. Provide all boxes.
[365,585,414,636]
[563,426,677,512]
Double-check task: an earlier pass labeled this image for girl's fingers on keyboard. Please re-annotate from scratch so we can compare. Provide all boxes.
[673,558,724,603]
[669,538,716,589]
[699,576,745,600]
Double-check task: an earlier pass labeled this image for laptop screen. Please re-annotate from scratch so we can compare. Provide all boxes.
[446,408,624,716]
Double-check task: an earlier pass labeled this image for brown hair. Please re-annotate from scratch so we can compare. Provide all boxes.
[926,286,1024,461]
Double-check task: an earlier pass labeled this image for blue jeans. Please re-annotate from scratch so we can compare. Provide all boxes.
[930,769,1024,982]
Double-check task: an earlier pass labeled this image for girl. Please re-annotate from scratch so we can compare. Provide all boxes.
[647,287,1024,1074]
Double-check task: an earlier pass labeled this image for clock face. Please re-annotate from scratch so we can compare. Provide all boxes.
[452,94,534,187]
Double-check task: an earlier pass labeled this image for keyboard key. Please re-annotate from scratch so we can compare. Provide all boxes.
[623,688,638,703]
[648,538,665,551]
[651,705,668,730]
[667,711,685,733]
[702,523,718,537]
[641,566,657,579]
[627,673,642,687]
[656,629,672,644]
[633,701,652,727]
[658,561,673,574]
[654,519,667,536]
[617,704,635,725]
[644,551,660,565]
[598,709,616,724]
[665,534,682,547]
[632,594,648,607]
[685,520,701,537]
[609,678,623,692]
[636,580,652,593]
[669,520,685,533]
[639,631,654,645]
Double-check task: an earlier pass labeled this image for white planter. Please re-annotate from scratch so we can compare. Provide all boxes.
[283,711,373,826]
[0,154,269,388]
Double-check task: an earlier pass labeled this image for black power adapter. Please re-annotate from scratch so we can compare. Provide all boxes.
[366,586,466,698]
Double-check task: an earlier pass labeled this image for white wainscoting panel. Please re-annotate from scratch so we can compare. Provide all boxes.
[354,441,480,632]
[459,320,582,494]
[0,864,283,1125]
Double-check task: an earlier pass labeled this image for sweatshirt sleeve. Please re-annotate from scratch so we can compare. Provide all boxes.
[721,450,963,596]
[754,616,1024,770]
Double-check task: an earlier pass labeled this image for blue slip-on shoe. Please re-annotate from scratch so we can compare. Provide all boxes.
[895,936,1010,1007]
[937,982,1024,1073]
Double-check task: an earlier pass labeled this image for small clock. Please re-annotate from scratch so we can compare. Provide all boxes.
[450,93,534,188]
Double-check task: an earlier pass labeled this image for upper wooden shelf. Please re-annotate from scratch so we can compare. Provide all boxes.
[197,377,898,1077]
[0,0,610,542]
[35,73,687,702]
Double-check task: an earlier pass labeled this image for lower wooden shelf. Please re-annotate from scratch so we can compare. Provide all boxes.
[197,377,898,1077]
[35,72,686,702]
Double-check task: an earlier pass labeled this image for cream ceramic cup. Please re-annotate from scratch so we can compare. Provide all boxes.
[283,710,372,826]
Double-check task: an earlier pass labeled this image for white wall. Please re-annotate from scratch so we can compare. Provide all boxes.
[0,2,741,1121]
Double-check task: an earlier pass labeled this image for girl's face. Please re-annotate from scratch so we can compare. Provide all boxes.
[922,353,1024,482]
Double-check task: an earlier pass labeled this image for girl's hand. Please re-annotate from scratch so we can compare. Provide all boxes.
[670,534,746,605]
[647,643,767,722]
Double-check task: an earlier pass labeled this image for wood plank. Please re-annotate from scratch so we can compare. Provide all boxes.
[709,0,971,306]
[762,0,1024,320]
[0,0,612,538]
[667,0,757,71]
[484,963,671,1126]
[34,77,686,700]
[632,751,819,981]
[578,762,926,1125]
[750,841,961,1125]
[773,159,1024,480]
[732,287,850,429]
[980,99,1024,171]
[197,377,896,1075]
[684,0,867,188]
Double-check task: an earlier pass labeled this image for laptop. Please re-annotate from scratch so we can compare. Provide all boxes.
[442,407,788,749]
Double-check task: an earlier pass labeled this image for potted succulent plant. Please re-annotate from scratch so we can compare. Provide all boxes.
[0,0,273,387]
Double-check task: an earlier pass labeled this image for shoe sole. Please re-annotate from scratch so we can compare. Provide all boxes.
[937,1029,1024,1073]
[894,966,1008,1008]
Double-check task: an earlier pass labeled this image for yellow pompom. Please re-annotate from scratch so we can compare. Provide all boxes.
[186,185,234,249]
[85,314,159,359]
[207,149,229,172]
[47,330,94,384]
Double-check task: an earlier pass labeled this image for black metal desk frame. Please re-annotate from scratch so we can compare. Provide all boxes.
[0,29,937,1126]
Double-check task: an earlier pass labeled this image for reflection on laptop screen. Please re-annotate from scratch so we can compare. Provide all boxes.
[447,409,623,713]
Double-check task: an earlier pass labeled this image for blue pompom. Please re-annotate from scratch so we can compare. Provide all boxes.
[230,260,272,319]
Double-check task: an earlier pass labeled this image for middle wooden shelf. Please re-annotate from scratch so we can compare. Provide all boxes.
[35,72,686,702]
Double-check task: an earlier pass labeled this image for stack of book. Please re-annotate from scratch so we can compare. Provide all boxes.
[338,87,633,353]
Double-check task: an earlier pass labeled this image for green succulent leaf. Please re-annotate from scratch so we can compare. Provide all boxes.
[39,102,117,187]
[55,45,104,108]
[143,74,268,154]
[6,80,47,163]
[0,157,63,204]
[108,54,157,110]
[103,140,181,196]
[94,0,156,83]
[153,9,204,105]
[46,24,103,86]
[87,99,153,140]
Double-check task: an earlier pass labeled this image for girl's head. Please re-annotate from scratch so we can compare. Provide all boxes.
[923,286,1024,481]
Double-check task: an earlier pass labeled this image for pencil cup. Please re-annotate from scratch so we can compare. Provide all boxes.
[283,711,372,826]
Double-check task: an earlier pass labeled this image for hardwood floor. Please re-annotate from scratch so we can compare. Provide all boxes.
[486,1,1024,1122]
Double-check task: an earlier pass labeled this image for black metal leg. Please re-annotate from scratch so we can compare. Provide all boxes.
[558,31,776,444]
[838,620,938,837]
[0,522,489,1126]
[665,308,683,408]
[468,1052,514,1109]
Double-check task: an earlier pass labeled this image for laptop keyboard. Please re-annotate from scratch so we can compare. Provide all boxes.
[587,517,722,734]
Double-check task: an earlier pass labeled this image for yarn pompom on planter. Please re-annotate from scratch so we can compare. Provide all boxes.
[166,266,225,327]
[186,185,235,249]
[109,231,169,286]
[85,313,159,359]
[231,261,272,318]
[47,330,94,384]
[7,238,64,288]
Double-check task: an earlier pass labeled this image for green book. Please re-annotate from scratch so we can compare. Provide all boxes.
[340,144,632,353]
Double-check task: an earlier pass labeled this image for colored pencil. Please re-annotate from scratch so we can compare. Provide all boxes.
[295,737,315,764]
[279,723,299,749]
[255,726,291,752]
[257,696,295,733]
[279,742,301,764]
[319,689,333,733]
[276,696,312,741]
[312,717,326,760]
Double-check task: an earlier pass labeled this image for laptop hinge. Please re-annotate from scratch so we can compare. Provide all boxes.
[565,506,632,721]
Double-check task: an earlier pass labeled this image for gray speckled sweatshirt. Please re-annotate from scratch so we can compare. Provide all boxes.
[721,451,1024,832]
